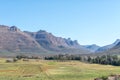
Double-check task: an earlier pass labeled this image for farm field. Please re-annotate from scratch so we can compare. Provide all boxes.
[0,58,120,80]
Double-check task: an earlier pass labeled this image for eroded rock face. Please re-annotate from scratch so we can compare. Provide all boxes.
[9,26,20,32]
[0,25,90,54]
[0,25,44,53]
[0,25,20,32]
[25,30,89,54]
[25,30,80,48]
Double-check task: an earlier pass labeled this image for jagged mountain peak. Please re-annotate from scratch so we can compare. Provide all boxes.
[113,39,120,45]
[0,25,46,54]
[0,25,91,55]
[25,30,80,47]
[24,29,90,54]
[37,30,47,33]
[0,25,21,32]
[96,39,120,53]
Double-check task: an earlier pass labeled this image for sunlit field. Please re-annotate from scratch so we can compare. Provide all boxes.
[0,58,120,80]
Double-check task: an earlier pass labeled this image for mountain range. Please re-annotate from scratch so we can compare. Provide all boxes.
[0,25,89,56]
[0,25,120,56]
[83,39,120,52]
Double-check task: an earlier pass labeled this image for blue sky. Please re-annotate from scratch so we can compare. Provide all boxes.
[0,0,120,46]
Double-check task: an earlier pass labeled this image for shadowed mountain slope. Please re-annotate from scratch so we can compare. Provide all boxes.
[0,25,90,55]
[24,30,90,54]
[0,25,46,54]
[83,44,100,52]
[96,39,120,53]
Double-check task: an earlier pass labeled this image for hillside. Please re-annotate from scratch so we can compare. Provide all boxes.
[0,25,90,55]
[101,41,120,55]
[83,44,100,52]
[96,39,120,53]
[0,25,46,54]
[83,39,120,54]
[24,30,89,54]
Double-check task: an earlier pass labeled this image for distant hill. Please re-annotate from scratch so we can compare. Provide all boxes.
[24,30,90,54]
[82,39,120,54]
[96,39,120,53]
[0,25,90,56]
[101,41,120,55]
[83,44,100,52]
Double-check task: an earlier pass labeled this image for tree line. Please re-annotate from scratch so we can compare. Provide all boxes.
[15,54,120,66]
[87,55,120,66]
[45,54,120,66]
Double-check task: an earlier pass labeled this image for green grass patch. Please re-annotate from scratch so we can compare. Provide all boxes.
[0,59,120,80]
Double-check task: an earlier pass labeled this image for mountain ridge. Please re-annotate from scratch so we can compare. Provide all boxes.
[1,25,120,56]
[24,30,89,54]
[96,39,120,53]
[83,44,100,52]
[0,25,90,55]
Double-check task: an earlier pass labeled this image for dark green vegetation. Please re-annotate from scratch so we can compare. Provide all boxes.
[45,54,120,66]
[87,55,120,66]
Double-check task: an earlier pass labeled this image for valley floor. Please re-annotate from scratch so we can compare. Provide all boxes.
[0,58,120,80]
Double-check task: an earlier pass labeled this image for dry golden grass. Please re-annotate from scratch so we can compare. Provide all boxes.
[0,59,120,80]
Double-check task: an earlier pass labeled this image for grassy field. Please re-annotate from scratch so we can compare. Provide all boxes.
[0,58,120,80]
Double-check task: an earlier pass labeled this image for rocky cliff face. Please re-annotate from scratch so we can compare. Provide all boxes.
[24,30,89,54]
[0,25,89,55]
[0,25,45,53]
[26,30,80,47]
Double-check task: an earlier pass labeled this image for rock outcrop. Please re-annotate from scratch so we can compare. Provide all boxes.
[0,25,90,55]
[24,30,89,54]
[0,25,45,53]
